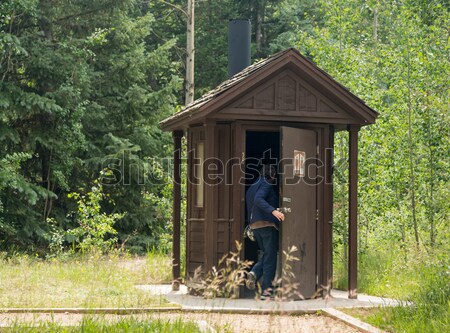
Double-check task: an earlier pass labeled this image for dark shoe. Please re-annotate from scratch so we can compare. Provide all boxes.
[260,292,274,301]
[246,272,256,290]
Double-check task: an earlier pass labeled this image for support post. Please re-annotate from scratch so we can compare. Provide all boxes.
[348,125,360,299]
[203,121,215,272]
[172,130,184,291]
[322,125,334,298]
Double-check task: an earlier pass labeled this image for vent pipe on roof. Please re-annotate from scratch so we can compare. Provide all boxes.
[228,19,251,78]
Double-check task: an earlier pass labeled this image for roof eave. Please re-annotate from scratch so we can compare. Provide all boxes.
[287,51,379,125]
[160,48,379,131]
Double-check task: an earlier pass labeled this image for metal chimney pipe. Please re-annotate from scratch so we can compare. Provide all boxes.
[228,19,251,78]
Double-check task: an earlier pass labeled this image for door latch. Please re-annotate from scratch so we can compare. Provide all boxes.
[280,207,291,213]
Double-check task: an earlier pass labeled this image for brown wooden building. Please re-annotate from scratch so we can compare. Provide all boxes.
[161,48,378,299]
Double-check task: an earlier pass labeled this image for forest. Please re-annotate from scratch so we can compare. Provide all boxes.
[0,0,450,322]
[0,0,449,331]
[0,0,450,253]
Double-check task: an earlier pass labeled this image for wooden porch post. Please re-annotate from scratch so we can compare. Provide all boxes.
[203,121,215,272]
[348,125,360,299]
[172,130,184,291]
[322,125,334,298]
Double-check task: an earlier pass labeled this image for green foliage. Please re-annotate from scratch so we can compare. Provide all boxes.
[0,152,55,249]
[1,0,182,253]
[4,317,204,333]
[290,1,449,329]
[286,0,450,251]
[334,241,450,332]
[67,172,123,255]
[363,251,449,333]
[151,0,317,96]
[0,254,173,308]
[1,6,449,324]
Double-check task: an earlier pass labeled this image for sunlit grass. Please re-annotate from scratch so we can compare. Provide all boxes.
[334,243,444,298]
[1,317,205,333]
[335,242,450,333]
[0,253,173,308]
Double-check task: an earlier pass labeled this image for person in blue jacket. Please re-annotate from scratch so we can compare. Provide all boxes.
[245,164,285,299]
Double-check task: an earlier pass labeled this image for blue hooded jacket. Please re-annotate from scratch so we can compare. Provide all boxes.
[246,177,279,225]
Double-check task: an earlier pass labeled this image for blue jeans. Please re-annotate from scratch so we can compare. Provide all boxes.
[251,227,279,292]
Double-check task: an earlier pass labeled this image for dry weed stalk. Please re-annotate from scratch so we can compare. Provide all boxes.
[191,241,253,298]
[273,245,304,301]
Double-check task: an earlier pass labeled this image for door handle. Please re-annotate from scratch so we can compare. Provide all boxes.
[280,207,291,213]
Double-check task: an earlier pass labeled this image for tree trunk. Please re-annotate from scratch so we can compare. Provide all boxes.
[255,0,265,52]
[426,102,436,246]
[406,47,419,247]
[185,0,195,105]
[373,6,378,54]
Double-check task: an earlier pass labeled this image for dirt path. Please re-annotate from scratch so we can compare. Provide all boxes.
[0,312,363,332]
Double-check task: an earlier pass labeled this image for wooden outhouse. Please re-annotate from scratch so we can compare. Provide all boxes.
[161,48,378,299]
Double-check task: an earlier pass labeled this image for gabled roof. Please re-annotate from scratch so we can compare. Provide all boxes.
[161,48,378,131]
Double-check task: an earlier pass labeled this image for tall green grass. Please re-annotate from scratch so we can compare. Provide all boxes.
[366,264,449,333]
[0,253,172,308]
[334,242,450,333]
[1,317,205,333]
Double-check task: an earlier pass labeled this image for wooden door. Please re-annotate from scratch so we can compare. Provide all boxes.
[280,126,317,299]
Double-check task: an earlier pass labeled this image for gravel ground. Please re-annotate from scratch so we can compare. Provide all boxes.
[0,312,364,332]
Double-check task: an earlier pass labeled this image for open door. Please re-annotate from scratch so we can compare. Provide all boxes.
[280,126,318,299]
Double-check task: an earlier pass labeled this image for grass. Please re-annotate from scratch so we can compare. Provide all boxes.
[0,252,173,308]
[0,317,206,333]
[1,241,448,332]
[334,242,450,333]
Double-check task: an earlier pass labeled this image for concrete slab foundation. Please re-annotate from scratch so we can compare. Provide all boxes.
[136,284,400,313]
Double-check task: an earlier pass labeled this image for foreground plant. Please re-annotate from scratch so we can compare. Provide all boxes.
[271,245,303,301]
[191,241,253,299]
[67,170,124,255]
[5,317,204,333]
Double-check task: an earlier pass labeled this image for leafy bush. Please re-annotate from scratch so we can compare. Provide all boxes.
[67,172,124,255]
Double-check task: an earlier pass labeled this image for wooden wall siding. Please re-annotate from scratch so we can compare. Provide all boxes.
[211,124,232,267]
[255,84,275,109]
[230,122,241,254]
[216,220,229,261]
[187,219,205,275]
[299,82,317,111]
[278,75,296,110]
[186,126,206,277]
[222,69,353,121]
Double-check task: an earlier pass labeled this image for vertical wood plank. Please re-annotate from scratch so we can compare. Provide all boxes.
[172,130,184,291]
[232,122,244,298]
[230,122,244,254]
[316,128,324,297]
[348,125,360,299]
[204,121,215,271]
[186,129,193,278]
[322,125,334,297]
[281,126,318,299]
[220,124,231,256]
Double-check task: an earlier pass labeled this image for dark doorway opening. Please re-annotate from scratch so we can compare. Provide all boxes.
[244,130,280,296]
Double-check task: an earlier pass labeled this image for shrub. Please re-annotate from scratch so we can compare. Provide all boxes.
[67,171,124,255]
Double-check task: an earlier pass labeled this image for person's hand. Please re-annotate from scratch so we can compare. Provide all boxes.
[272,209,285,222]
